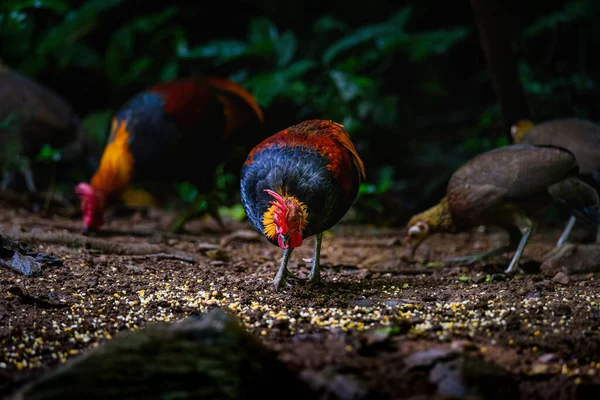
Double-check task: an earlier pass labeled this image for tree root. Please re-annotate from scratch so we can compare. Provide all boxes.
[126,253,197,263]
[6,229,201,261]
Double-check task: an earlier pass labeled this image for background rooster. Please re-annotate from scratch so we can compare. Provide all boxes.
[75,76,265,233]
[240,120,366,290]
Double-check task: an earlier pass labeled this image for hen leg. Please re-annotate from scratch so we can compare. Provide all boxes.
[308,232,323,283]
[444,246,514,265]
[444,223,525,268]
[272,248,302,290]
[504,215,533,274]
[555,216,576,248]
[544,216,576,259]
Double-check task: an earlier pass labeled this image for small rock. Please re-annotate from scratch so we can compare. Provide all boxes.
[450,340,479,352]
[529,363,549,375]
[552,271,570,285]
[122,264,145,274]
[404,349,519,400]
[301,366,380,400]
[541,244,600,274]
[348,299,375,307]
[3,252,41,276]
[537,353,558,364]
[0,236,62,276]
[404,348,458,370]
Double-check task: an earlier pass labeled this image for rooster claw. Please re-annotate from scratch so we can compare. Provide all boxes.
[271,267,305,291]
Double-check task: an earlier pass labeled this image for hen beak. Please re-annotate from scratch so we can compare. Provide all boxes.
[406,235,425,261]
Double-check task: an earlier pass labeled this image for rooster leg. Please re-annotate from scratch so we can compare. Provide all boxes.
[272,248,297,290]
[504,215,533,275]
[308,232,323,283]
[555,216,576,248]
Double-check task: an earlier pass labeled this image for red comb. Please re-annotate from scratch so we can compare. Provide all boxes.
[75,182,95,199]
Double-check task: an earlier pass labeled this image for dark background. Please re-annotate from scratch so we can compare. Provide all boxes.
[1,0,599,226]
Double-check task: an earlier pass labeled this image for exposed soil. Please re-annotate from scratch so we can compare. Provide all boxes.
[1,201,600,399]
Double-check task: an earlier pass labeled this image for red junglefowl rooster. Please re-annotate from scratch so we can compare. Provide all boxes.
[240,120,366,290]
[75,77,265,233]
[511,118,600,249]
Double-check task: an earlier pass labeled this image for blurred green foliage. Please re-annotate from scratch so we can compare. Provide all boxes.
[1,0,599,225]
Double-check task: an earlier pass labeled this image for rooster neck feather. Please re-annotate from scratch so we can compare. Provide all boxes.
[90,118,134,198]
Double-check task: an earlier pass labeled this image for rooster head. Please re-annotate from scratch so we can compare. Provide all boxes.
[262,189,308,249]
[75,182,105,231]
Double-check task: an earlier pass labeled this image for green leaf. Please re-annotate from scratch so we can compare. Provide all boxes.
[176,182,199,204]
[0,0,69,13]
[37,0,123,57]
[426,262,445,267]
[276,29,296,66]
[522,1,593,39]
[160,60,178,82]
[245,73,286,107]
[387,6,413,29]
[330,70,374,102]
[323,24,396,65]
[81,109,113,146]
[283,59,318,78]
[130,6,177,32]
[359,182,376,195]
[322,6,413,66]
[218,204,247,221]
[249,17,278,45]
[54,42,100,68]
[36,144,62,162]
[458,275,471,282]
[313,15,348,34]
[376,165,394,193]
[404,28,470,62]
[182,40,249,63]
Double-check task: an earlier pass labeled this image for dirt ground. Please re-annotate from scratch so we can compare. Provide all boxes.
[1,201,600,399]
